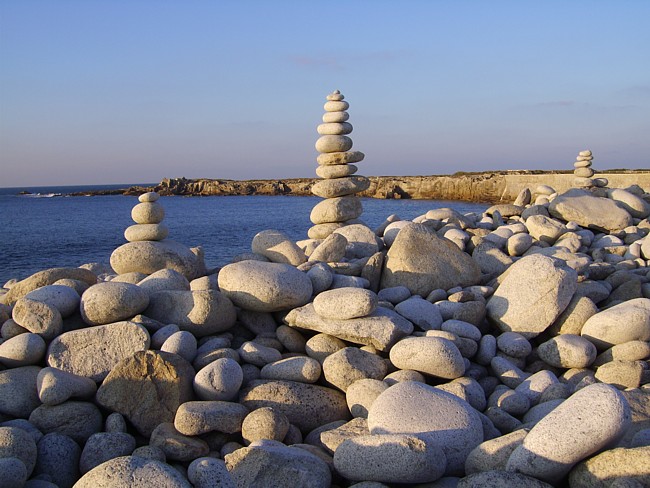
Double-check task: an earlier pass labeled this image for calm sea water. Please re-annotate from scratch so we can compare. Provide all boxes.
[0,185,488,285]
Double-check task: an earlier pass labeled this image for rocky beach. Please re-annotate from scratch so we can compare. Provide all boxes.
[1,92,650,487]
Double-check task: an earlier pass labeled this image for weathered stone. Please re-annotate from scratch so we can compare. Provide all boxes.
[12,298,63,340]
[333,224,381,259]
[549,189,633,232]
[95,350,194,437]
[161,330,197,362]
[3,267,97,305]
[24,285,80,318]
[315,135,353,153]
[315,163,358,179]
[465,429,528,474]
[188,457,236,488]
[322,347,387,392]
[241,406,290,444]
[394,296,443,330]
[131,201,164,224]
[37,367,97,406]
[526,214,567,244]
[537,334,597,368]
[581,298,650,350]
[310,196,362,224]
[607,188,650,219]
[458,470,554,487]
[194,357,243,401]
[312,176,370,198]
[79,432,136,474]
[0,366,41,418]
[0,426,37,477]
[29,401,102,445]
[150,422,209,461]
[251,229,307,266]
[174,400,249,436]
[260,356,322,383]
[0,333,46,367]
[390,336,465,379]
[110,240,207,280]
[33,432,80,488]
[137,268,189,293]
[124,223,169,242]
[313,287,378,320]
[568,446,650,487]
[80,282,149,326]
[317,150,364,165]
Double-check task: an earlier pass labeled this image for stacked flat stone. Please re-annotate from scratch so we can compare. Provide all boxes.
[309,90,371,239]
[124,192,169,242]
[573,150,608,189]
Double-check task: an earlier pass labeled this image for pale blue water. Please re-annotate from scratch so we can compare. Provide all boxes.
[0,185,489,284]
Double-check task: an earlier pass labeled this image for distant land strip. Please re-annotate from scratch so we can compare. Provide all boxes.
[68,169,650,203]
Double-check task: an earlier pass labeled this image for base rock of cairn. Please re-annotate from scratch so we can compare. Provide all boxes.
[1,137,650,488]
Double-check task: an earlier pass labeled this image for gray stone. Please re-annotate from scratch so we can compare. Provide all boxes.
[317,150,364,165]
[346,378,389,418]
[547,295,598,336]
[465,428,528,474]
[394,296,444,330]
[315,134,352,153]
[37,367,97,405]
[305,333,347,363]
[74,455,192,487]
[514,370,559,406]
[486,254,577,338]
[310,197,363,225]
[315,163,358,178]
[496,332,532,358]
[593,340,650,367]
[378,285,411,304]
[0,333,46,367]
[137,268,189,293]
[80,282,149,326]
[251,229,307,266]
[188,457,236,488]
[131,201,164,224]
[241,406,290,444]
[12,298,62,340]
[313,287,378,320]
[608,188,650,219]
[309,233,348,262]
[333,224,382,259]
[307,262,334,294]
[47,321,150,382]
[322,347,387,392]
[549,188,634,232]
[144,289,237,337]
[0,426,37,477]
[0,457,28,488]
[174,400,249,436]
[568,446,650,487]
[24,285,80,318]
[33,432,80,488]
[194,357,243,401]
[312,176,369,198]
[458,470,554,487]
[381,223,480,297]
[581,298,650,350]
[238,341,282,366]
[525,215,567,244]
[595,360,645,389]
[537,334,597,368]
[151,323,180,348]
[150,422,209,461]
[79,432,136,473]
[3,267,97,306]
[0,366,41,418]
[219,260,312,312]
[124,223,169,241]
[260,356,322,383]
[389,336,465,379]
[28,401,102,445]
[161,330,197,362]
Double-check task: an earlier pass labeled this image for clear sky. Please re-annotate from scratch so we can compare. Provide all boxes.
[1,0,649,187]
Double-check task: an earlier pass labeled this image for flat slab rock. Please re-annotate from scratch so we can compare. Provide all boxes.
[285,304,413,352]
[548,188,634,232]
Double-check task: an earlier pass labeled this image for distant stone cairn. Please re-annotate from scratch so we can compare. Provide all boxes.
[572,149,608,189]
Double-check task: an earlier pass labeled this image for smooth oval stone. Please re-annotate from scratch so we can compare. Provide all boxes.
[312,176,370,198]
[80,282,149,326]
[188,457,235,488]
[549,188,633,232]
[327,91,344,101]
[0,366,41,418]
[317,122,353,135]
[506,383,631,483]
[47,321,150,382]
[317,150,364,165]
[0,333,46,367]
[568,446,650,487]
[75,455,192,488]
[131,201,165,224]
[607,188,650,218]
[459,470,554,487]
[393,296,443,331]
[29,401,103,445]
[24,285,80,318]
[251,229,306,266]
[310,196,363,225]
[309,233,348,263]
[313,288,378,320]
[3,267,97,306]
[322,347,387,392]
[315,164,358,179]
[390,336,465,379]
[368,381,484,476]
[322,111,349,123]
[307,222,347,239]
[150,422,209,461]
[0,426,38,477]
[0,457,28,488]
[239,379,350,433]
[12,298,62,340]
[194,358,243,401]
[315,135,352,153]
[174,400,249,436]
[161,331,197,362]
[324,100,349,112]
[124,223,169,242]
[537,334,597,368]
[346,378,389,418]
[138,191,159,202]
[465,429,529,474]
[260,356,322,383]
[334,433,447,484]
[574,167,595,178]
[581,298,650,350]
[37,367,97,406]
[241,406,290,445]
[138,268,190,293]
[218,261,313,313]
[79,432,136,474]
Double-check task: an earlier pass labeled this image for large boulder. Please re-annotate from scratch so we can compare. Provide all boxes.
[381,223,480,297]
[3,267,97,305]
[110,240,207,280]
[548,189,633,232]
[74,456,192,488]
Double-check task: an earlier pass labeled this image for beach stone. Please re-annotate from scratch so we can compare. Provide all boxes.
[174,400,248,436]
[593,340,650,367]
[330,273,369,289]
[548,295,598,335]
[225,443,331,488]
[383,221,411,247]
[145,289,236,337]
[465,428,528,474]
[240,379,350,433]
[317,150,364,165]
[346,378,389,418]
[312,176,370,198]
[526,214,567,243]
[138,191,159,202]
[124,223,169,242]
[95,350,194,437]
[394,295,443,330]
[315,163,357,179]
[309,233,348,263]
[458,470,554,487]
[28,401,102,445]
[390,336,465,379]
[194,357,243,401]
[472,241,513,275]
[74,455,192,488]
[317,121,353,135]
[305,333,347,363]
[24,285,80,318]
[310,196,362,225]
[313,287,378,320]
[33,432,80,488]
[137,268,189,293]
[496,332,532,358]
[110,239,207,280]
[0,366,41,418]
[285,304,413,352]
[150,422,209,461]
[506,383,631,483]
[37,367,97,405]
[490,356,530,389]
[80,282,149,326]
[0,333,46,367]
[368,381,483,475]
[308,221,347,239]
[334,433,447,484]
[241,406,290,444]
[0,457,28,488]
[151,323,180,348]
[574,166,595,178]
[487,387,529,416]
[131,201,164,224]
[522,398,565,425]
[568,446,650,487]
[549,188,634,232]
[238,341,282,366]
[486,254,577,338]
[306,262,334,293]
[161,330,197,362]
[47,321,150,382]
[378,286,411,304]
[323,347,387,392]
[80,432,136,473]
[608,188,650,219]
[515,370,559,406]
[3,267,97,305]
[188,457,236,488]
[12,298,63,340]
[381,223,481,297]
[219,260,312,312]
[595,360,645,389]
[251,229,306,266]
[581,298,650,350]
[275,324,306,353]
[537,334,597,368]
[315,135,352,153]
[0,426,37,477]
[260,356,321,383]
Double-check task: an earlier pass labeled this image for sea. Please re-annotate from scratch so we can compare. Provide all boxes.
[0,184,489,285]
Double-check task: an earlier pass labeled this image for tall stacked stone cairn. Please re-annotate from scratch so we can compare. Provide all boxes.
[309,90,371,239]
[2,157,650,484]
[572,149,609,189]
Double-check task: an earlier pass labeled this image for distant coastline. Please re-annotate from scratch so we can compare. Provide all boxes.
[8,169,650,204]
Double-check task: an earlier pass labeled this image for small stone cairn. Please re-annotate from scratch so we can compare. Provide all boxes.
[572,149,608,189]
[308,90,371,239]
[123,191,169,242]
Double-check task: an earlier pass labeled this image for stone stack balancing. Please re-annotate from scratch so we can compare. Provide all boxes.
[309,90,371,239]
[124,191,169,242]
[573,149,608,189]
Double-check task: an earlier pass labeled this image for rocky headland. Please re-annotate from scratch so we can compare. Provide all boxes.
[1,91,649,487]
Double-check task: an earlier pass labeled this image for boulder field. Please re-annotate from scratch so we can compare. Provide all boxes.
[1,184,650,487]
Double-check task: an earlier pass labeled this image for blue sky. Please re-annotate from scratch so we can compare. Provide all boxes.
[1,0,649,186]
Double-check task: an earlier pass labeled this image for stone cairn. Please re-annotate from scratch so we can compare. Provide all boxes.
[572,149,608,189]
[308,90,371,239]
[123,192,169,242]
